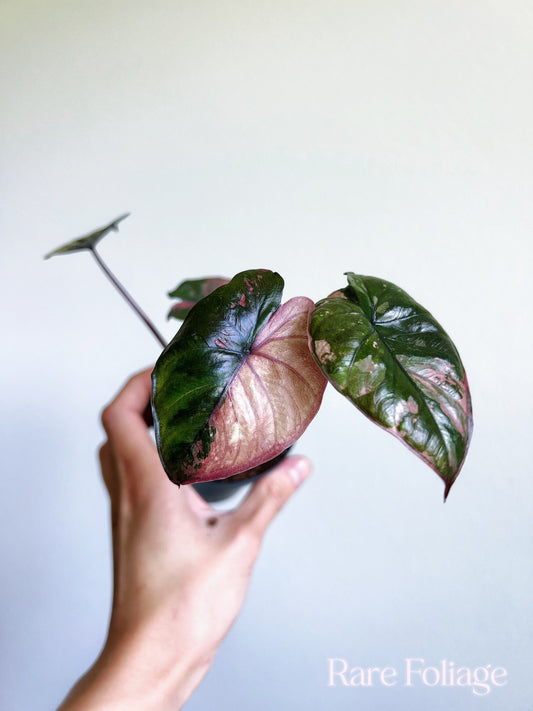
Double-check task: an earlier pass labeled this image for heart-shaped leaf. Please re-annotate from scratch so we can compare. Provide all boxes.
[44,213,130,259]
[309,273,472,498]
[152,269,327,485]
[167,276,229,320]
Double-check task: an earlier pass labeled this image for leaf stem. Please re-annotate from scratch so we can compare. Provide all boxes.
[90,247,168,349]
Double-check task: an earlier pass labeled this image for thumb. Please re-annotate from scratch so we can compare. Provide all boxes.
[234,456,312,538]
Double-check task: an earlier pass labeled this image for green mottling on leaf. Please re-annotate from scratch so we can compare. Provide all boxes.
[152,269,285,484]
[310,273,472,498]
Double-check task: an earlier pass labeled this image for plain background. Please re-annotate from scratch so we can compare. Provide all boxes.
[2,1,532,709]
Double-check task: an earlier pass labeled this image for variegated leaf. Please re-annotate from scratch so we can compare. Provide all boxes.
[309,273,472,498]
[152,269,327,484]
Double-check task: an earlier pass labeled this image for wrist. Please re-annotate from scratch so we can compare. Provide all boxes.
[58,624,212,711]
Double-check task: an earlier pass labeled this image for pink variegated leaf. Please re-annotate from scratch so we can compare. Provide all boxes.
[152,269,327,484]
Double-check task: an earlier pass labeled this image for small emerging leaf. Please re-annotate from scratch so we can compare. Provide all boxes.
[152,269,327,485]
[167,276,229,320]
[44,213,130,259]
[309,273,472,498]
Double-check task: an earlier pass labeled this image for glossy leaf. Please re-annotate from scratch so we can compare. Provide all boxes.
[152,269,327,485]
[44,214,130,259]
[309,273,472,498]
[167,276,229,320]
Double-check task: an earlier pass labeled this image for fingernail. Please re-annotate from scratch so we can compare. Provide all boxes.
[288,457,311,487]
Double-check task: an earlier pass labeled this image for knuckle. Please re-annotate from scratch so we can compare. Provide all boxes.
[100,402,116,432]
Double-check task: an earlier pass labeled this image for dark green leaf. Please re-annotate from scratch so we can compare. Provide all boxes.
[309,273,472,498]
[167,277,229,320]
[152,269,327,485]
[44,213,130,259]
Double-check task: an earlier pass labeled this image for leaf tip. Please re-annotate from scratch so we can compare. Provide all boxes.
[112,212,131,229]
[443,479,453,502]
[43,244,66,260]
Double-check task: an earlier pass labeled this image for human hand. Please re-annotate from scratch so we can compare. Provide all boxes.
[58,368,311,711]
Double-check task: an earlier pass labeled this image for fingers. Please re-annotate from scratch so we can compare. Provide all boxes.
[99,442,114,495]
[232,456,311,539]
[101,368,153,435]
[100,368,165,487]
[99,442,120,529]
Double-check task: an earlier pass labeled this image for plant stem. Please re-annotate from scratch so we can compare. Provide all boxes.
[90,247,168,349]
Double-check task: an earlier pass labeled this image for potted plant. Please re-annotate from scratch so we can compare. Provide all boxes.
[46,214,473,502]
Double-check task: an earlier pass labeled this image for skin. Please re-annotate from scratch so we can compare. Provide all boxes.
[58,368,311,711]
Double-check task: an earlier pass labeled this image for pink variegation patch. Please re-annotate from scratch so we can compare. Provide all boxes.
[183,297,327,482]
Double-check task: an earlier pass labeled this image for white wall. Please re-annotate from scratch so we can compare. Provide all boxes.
[2,2,532,709]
